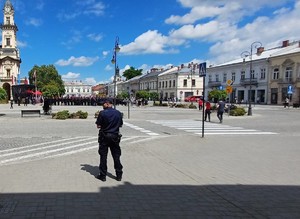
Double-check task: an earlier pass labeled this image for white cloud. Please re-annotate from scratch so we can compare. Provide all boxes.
[120,30,178,55]
[87,33,103,42]
[25,18,43,27]
[62,72,80,79]
[105,64,113,71]
[85,77,97,85]
[102,51,109,57]
[17,40,27,48]
[55,56,99,67]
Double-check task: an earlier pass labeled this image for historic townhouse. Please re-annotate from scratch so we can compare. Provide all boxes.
[267,41,300,105]
[63,81,92,97]
[158,64,203,101]
[206,40,300,105]
[116,64,204,102]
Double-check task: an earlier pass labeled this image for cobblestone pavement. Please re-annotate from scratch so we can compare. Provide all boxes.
[0,103,300,218]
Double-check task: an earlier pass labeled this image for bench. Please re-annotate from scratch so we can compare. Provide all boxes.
[21,110,41,117]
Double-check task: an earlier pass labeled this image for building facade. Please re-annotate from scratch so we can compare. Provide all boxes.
[63,81,92,97]
[0,0,21,99]
[206,40,300,105]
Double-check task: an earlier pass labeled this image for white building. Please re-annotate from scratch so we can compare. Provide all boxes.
[206,40,300,105]
[63,81,92,97]
[0,0,21,99]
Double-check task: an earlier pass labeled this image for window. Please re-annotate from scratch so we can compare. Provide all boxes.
[208,75,212,82]
[273,68,279,80]
[183,79,187,87]
[173,80,175,87]
[6,38,11,46]
[231,72,236,81]
[285,66,292,82]
[162,81,165,88]
[241,71,245,80]
[159,82,161,88]
[260,68,266,79]
[192,79,196,87]
[169,80,171,88]
[250,70,255,79]
[6,17,10,25]
[223,73,227,82]
[216,74,219,82]
[7,69,11,78]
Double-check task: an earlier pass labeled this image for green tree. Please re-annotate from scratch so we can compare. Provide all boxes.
[29,65,65,97]
[208,89,227,102]
[118,91,129,99]
[123,67,143,80]
[149,92,159,102]
[136,90,150,100]
[0,87,7,102]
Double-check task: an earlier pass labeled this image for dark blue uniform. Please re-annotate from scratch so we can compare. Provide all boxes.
[95,106,123,181]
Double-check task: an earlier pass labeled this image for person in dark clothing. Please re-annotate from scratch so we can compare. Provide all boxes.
[95,98,123,182]
[217,99,226,123]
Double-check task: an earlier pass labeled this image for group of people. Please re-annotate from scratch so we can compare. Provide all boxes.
[198,99,226,123]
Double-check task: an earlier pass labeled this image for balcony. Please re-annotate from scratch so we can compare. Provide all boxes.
[240,78,258,87]
[208,81,221,88]
[277,78,293,84]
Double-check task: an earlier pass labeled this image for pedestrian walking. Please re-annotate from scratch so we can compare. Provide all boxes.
[204,101,211,122]
[10,98,13,109]
[198,98,203,110]
[284,97,289,108]
[95,98,123,182]
[217,99,225,123]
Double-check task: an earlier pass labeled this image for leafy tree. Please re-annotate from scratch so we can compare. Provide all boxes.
[29,65,65,97]
[123,67,143,80]
[118,91,129,99]
[0,87,7,101]
[208,89,227,102]
[149,92,159,102]
[135,90,150,100]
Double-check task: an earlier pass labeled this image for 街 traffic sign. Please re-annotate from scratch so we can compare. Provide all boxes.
[199,62,206,77]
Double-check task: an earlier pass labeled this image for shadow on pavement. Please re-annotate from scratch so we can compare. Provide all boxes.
[1,183,300,218]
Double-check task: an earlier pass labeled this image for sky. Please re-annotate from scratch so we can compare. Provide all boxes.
[2,0,300,85]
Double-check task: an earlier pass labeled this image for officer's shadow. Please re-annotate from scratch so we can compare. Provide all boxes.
[80,164,115,180]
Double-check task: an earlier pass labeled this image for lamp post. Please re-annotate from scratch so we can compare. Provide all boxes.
[241,41,262,116]
[187,62,196,103]
[111,36,120,109]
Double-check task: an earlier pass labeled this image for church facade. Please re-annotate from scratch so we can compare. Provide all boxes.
[0,0,21,99]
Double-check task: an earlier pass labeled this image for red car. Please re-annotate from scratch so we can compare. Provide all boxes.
[184,95,203,102]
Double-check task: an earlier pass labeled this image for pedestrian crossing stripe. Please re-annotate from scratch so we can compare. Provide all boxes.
[147,120,277,135]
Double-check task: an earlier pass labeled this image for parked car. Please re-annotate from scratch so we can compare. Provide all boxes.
[184,95,203,102]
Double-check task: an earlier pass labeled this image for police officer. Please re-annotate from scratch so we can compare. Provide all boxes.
[95,98,123,182]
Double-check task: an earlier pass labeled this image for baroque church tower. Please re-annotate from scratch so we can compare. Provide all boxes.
[0,0,21,99]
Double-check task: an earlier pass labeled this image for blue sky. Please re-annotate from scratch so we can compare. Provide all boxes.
[3,0,300,85]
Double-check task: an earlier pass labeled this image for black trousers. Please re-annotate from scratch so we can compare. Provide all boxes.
[98,133,123,176]
[217,111,224,121]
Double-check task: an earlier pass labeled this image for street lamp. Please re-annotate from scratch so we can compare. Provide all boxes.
[241,41,262,116]
[187,62,197,104]
[111,36,120,109]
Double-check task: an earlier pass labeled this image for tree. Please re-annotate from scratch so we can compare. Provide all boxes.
[135,90,150,100]
[118,91,129,99]
[208,89,227,103]
[123,67,143,80]
[0,87,7,103]
[29,65,65,97]
[149,92,159,102]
